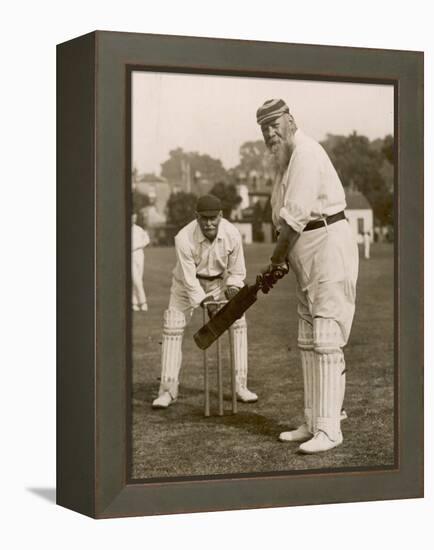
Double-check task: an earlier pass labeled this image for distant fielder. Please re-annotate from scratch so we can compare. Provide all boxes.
[132,213,150,312]
[152,194,257,409]
[363,231,371,259]
[257,99,359,453]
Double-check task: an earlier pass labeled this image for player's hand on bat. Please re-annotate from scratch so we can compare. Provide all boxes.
[200,295,219,319]
[260,262,289,294]
[259,266,275,294]
[224,286,240,300]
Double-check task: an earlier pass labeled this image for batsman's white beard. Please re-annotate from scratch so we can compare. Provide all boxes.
[269,142,291,174]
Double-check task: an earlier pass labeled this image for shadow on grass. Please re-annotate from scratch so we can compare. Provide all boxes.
[133,380,299,442]
[187,409,287,439]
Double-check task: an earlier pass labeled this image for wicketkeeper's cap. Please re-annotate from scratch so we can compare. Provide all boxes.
[196,194,222,215]
[256,99,290,125]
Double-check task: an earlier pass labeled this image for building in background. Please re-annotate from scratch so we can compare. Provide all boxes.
[345,189,373,244]
[132,172,171,244]
[133,173,170,222]
[132,171,378,248]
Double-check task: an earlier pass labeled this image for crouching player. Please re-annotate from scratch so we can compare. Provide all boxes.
[152,194,258,408]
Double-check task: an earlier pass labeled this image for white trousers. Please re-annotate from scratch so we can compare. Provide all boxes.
[291,220,359,440]
[132,249,147,306]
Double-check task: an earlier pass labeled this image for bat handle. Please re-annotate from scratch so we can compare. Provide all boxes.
[256,265,286,294]
[273,268,285,280]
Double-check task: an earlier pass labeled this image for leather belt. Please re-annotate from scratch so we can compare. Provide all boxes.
[304,211,346,231]
[196,273,224,281]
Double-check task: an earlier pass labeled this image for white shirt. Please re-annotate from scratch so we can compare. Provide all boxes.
[271,130,347,233]
[172,218,246,307]
[132,224,150,252]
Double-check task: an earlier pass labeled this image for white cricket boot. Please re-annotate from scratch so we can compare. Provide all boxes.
[237,387,258,403]
[152,391,176,409]
[298,430,343,454]
[279,408,347,443]
[279,423,312,442]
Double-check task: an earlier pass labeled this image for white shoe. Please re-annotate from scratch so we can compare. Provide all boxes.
[279,423,312,443]
[132,304,140,311]
[279,411,346,443]
[140,303,148,311]
[298,430,343,454]
[152,391,176,409]
[237,387,258,403]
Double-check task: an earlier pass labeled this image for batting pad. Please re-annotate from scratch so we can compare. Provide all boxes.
[301,350,315,432]
[231,317,249,389]
[313,352,342,441]
[297,318,314,350]
[159,308,186,397]
[340,361,346,413]
[313,317,345,354]
[298,319,315,432]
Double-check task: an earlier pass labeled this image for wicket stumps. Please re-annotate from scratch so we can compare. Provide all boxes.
[202,301,237,417]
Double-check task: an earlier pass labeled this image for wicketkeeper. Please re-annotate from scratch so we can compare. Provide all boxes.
[257,99,359,453]
[152,194,258,409]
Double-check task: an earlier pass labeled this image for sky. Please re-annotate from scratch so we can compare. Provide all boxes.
[132,71,394,176]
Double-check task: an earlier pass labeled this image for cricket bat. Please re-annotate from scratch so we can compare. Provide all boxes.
[193,268,286,350]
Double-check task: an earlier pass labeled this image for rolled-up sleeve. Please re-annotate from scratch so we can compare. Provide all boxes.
[280,149,321,233]
[225,234,246,288]
[174,237,207,307]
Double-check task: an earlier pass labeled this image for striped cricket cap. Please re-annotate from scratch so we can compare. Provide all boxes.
[256,99,290,125]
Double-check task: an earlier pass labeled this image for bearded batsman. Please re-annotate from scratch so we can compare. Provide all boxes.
[257,99,359,453]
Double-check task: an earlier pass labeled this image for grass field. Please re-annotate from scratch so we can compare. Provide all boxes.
[131,243,395,479]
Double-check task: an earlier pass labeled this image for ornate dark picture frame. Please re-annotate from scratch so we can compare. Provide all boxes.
[57,31,423,518]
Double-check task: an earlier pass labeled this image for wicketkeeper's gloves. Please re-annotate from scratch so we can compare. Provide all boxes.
[225,286,241,300]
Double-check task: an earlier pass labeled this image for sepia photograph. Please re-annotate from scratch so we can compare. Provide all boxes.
[129,70,395,481]
[6,0,428,540]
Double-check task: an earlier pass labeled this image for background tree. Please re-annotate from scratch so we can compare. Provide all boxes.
[237,141,268,173]
[132,191,150,214]
[233,140,274,188]
[166,191,197,231]
[209,181,241,219]
[321,132,394,225]
[161,148,228,186]
[381,134,394,165]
